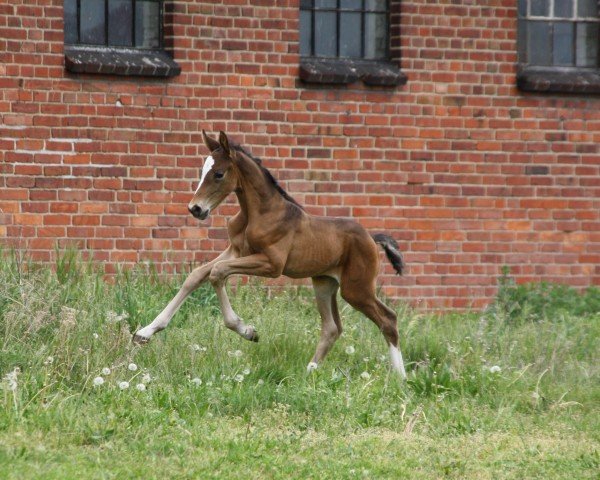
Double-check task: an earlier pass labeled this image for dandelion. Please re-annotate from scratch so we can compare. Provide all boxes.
[234,374,244,383]
[257,379,265,386]
[243,368,251,376]
[101,367,111,376]
[93,376,105,387]
[228,350,243,359]
[362,357,369,363]
[92,333,99,340]
[345,345,355,355]
[307,362,318,372]
[128,363,138,372]
[490,365,501,374]
[118,381,130,390]
[142,373,152,383]
[43,356,54,365]
[190,378,202,386]
[360,371,371,380]
[135,383,146,392]
[4,368,20,392]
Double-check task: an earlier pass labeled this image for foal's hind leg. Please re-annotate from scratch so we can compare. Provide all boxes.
[307,276,342,372]
[341,279,406,379]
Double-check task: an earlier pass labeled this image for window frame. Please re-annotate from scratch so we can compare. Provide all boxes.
[63,0,180,78]
[300,0,390,61]
[298,0,406,87]
[516,0,600,94]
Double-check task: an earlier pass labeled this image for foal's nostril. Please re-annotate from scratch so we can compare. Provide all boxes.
[188,205,201,216]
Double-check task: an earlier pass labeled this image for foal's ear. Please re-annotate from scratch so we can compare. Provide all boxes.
[219,131,231,156]
[202,129,220,153]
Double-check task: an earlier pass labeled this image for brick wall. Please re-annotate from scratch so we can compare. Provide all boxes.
[1,0,599,309]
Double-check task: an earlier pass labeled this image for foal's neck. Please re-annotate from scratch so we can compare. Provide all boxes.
[234,152,284,219]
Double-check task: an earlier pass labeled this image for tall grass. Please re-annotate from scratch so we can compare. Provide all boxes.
[0,251,598,479]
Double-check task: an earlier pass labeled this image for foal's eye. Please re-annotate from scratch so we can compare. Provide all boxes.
[214,171,225,181]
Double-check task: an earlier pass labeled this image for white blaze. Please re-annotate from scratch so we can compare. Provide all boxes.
[194,155,215,194]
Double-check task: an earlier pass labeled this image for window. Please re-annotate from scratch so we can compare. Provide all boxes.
[64,0,180,77]
[300,0,389,60]
[299,0,406,86]
[517,0,600,93]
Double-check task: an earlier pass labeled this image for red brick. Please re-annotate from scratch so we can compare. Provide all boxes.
[0,1,598,309]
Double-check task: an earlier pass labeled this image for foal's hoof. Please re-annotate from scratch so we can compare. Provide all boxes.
[132,333,150,345]
[243,326,259,342]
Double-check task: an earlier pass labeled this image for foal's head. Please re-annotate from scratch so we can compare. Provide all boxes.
[188,130,239,220]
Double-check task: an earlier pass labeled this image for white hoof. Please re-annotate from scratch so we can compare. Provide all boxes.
[389,345,407,380]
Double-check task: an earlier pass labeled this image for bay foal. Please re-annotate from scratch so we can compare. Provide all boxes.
[134,131,407,378]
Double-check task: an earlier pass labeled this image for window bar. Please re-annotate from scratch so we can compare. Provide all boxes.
[311,0,316,56]
[336,0,340,58]
[76,0,81,44]
[132,0,137,48]
[159,0,164,49]
[104,0,109,47]
[386,0,391,60]
[360,0,365,59]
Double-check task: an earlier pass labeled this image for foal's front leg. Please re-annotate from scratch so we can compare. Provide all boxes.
[209,253,283,343]
[133,248,235,343]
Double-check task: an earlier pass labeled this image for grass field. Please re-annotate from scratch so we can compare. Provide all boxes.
[1,252,599,479]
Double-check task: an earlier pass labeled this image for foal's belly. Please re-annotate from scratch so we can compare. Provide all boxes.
[281,217,351,279]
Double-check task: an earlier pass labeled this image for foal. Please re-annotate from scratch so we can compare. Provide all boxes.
[134,131,407,378]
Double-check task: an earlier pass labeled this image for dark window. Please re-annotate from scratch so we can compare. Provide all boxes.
[517,0,600,93]
[300,0,389,60]
[298,0,405,87]
[65,0,162,49]
[63,0,180,77]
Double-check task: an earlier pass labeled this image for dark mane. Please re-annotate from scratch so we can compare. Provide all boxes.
[232,144,304,210]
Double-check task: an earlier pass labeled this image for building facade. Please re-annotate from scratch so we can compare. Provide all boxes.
[1,0,599,309]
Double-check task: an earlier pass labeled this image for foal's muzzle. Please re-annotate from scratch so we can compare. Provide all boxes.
[188,204,209,220]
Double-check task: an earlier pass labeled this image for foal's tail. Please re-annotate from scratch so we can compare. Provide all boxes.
[372,233,405,276]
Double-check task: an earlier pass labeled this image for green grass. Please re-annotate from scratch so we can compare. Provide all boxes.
[1,251,599,479]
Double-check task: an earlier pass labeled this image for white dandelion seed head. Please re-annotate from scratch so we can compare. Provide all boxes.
[92,333,99,340]
[242,368,251,376]
[360,371,371,380]
[4,368,20,392]
[191,344,201,352]
[142,373,152,383]
[257,379,265,385]
[128,363,138,372]
[345,345,355,355]
[490,365,501,373]
[307,362,318,372]
[190,377,202,386]
[234,374,245,383]
[118,381,130,390]
[44,356,54,365]
[135,383,146,392]
[93,376,105,387]
[101,367,111,376]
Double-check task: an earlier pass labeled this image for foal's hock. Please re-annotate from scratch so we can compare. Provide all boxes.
[134,131,407,379]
